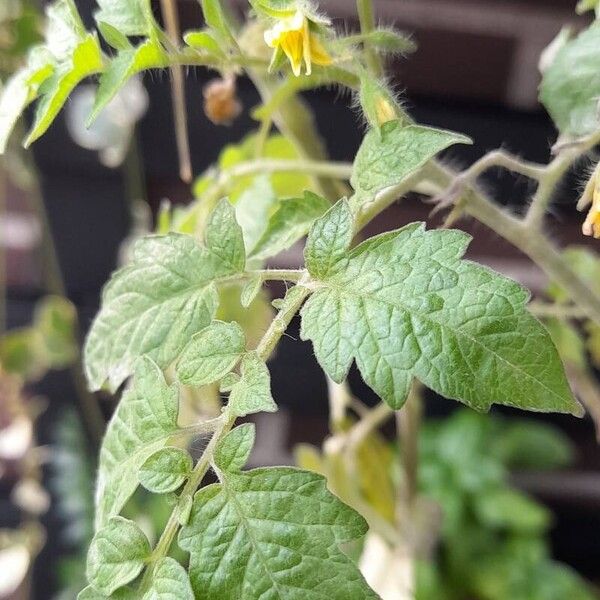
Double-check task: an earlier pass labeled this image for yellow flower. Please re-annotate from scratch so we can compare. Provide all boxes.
[582,181,600,238]
[264,10,332,77]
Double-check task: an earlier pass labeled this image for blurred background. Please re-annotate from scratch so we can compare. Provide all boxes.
[1,0,600,598]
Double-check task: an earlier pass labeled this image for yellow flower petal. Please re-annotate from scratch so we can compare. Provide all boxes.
[309,33,332,66]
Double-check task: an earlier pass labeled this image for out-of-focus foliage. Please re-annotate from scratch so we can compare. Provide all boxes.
[0,295,78,381]
[415,411,593,600]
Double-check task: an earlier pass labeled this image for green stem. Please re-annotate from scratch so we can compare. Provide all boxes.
[140,284,312,586]
[356,0,383,78]
[528,302,589,320]
[397,382,421,509]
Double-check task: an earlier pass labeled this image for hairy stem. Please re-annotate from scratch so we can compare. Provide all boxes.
[397,382,421,509]
[356,0,383,78]
[140,283,311,586]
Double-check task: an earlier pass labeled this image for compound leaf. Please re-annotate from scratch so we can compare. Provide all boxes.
[301,201,581,415]
[351,121,471,206]
[95,356,181,527]
[86,516,150,595]
[84,200,245,392]
[178,467,377,599]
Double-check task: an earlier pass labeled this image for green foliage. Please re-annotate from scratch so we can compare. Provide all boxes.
[416,410,593,600]
[227,352,277,416]
[250,190,330,260]
[0,295,78,380]
[94,0,153,38]
[214,423,256,472]
[84,200,245,392]
[178,466,377,599]
[90,39,167,124]
[86,516,150,595]
[94,356,182,527]
[301,200,580,413]
[540,23,600,137]
[176,320,245,387]
[350,121,471,205]
[138,447,192,494]
[142,557,194,600]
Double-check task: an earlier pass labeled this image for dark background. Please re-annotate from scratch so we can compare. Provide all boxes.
[2,0,600,596]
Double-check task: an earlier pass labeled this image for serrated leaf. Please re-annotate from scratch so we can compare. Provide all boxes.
[240,276,262,309]
[90,40,167,124]
[139,447,192,494]
[45,0,87,59]
[86,516,150,595]
[351,122,471,206]
[142,557,194,600]
[228,352,277,417]
[176,321,245,387]
[301,201,581,415]
[0,50,54,153]
[95,357,182,527]
[84,200,245,392]
[540,23,600,137]
[95,0,153,37]
[25,34,103,146]
[214,423,255,472]
[250,191,330,260]
[178,467,377,599]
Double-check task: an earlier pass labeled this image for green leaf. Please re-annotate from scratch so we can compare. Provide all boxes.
[95,356,181,527]
[250,191,331,260]
[96,21,132,51]
[178,467,377,599]
[176,320,245,387]
[86,516,150,595]
[240,276,262,309]
[249,0,297,18]
[234,174,278,253]
[78,585,135,599]
[35,295,78,368]
[301,200,581,415]
[474,488,551,533]
[351,122,471,206]
[0,49,54,153]
[200,0,237,46]
[90,40,167,124]
[227,352,277,417]
[214,423,255,472]
[95,0,153,37]
[142,557,194,600]
[540,23,600,137]
[139,447,192,494]
[0,327,45,380]
[84,200,245,392]
[45,0,87,59]
[183,30,225,57]
[25,34,103,146]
